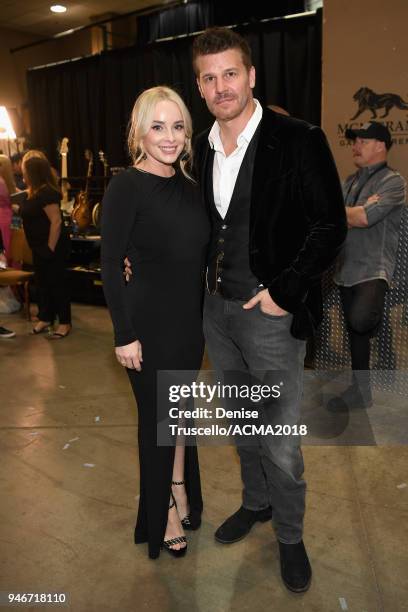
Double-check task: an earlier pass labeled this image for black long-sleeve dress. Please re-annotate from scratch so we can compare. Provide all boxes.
[20,186,71,325]
[101,167,210,559]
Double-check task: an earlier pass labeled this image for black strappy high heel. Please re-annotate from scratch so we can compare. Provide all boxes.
[172,480,201,530]
[162,495,187,558]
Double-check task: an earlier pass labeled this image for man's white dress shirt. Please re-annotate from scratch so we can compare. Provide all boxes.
[208,99,263,219]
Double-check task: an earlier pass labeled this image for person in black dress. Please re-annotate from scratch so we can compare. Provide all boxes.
[21,155,71,338]
[101,86,209,558]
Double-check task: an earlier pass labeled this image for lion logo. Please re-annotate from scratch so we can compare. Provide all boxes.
[351,86,408,120]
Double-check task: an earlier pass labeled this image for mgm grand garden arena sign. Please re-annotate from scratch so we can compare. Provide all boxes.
[338,86,408,147]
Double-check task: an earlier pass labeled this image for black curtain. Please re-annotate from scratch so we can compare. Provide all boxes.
[27,10,321,178]
[136,1,214,44]
[136,0,305,45]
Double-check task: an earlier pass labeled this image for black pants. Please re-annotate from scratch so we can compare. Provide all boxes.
[33,251,71,325]
[340,279,387,372]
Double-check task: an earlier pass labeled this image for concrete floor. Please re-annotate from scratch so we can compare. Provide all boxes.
[0,304,407,612]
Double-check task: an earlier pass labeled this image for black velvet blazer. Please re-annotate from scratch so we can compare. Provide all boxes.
[194,108,347,339]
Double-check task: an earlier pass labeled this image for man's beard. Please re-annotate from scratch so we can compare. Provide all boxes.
[210,93,246,121]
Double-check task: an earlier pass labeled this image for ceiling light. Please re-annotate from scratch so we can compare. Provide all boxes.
[50,5,67,13]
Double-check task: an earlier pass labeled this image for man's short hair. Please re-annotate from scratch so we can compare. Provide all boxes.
[192,27,252,75]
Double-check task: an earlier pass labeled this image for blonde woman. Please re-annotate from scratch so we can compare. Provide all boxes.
[101,86,209,559]
[0,155,16,258]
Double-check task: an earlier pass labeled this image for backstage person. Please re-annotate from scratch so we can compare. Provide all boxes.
[11,153,25,191]
[0,155,16,258]
[0,228,16,338]
[21,154,71,338]
[328,122,406,411]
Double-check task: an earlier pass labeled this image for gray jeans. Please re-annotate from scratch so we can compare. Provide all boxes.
[203,293,306,544]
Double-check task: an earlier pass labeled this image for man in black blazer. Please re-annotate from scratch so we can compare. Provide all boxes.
[193,27,347,592]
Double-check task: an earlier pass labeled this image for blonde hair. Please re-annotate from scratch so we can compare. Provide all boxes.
[0,155,17,195]
[128,86,194,181]
[22,149,47,164]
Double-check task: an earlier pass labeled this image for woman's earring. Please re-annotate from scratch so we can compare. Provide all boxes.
[142,152,147,160]
[181,151,189,162]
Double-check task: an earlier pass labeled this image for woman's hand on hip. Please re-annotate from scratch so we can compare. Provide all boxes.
[115,340,143,371]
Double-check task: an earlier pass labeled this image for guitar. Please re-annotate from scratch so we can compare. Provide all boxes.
[91,150,109,229]
[71,149,93,232]
[59,137,74,214]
